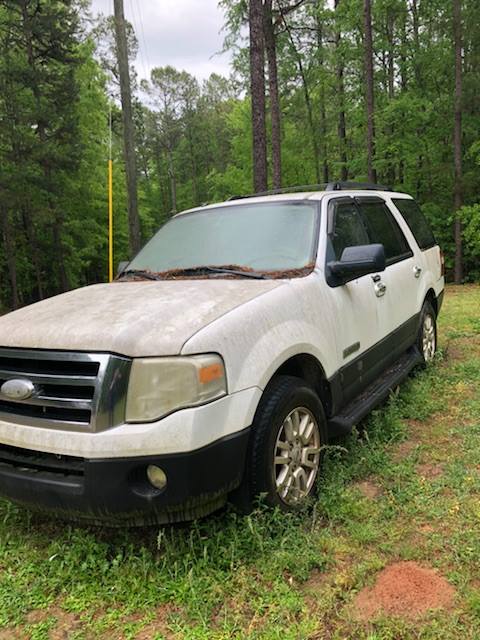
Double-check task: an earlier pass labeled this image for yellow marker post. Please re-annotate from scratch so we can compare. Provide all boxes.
[108,158,113,282]
[108,103,114,283]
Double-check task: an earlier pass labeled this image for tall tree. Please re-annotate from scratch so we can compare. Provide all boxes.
[249,0,268,192]
[113,0,141,255]
[334,0,348,181]
[453,0,463,283]
[363,0,377,182]
[263,0,282,189]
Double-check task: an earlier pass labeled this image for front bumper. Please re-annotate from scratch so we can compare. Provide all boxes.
[0,428,250,525]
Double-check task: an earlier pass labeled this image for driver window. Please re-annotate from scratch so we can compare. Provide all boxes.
[330,201,370,260]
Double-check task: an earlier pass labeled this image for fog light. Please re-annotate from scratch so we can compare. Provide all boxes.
[146,465,167,490]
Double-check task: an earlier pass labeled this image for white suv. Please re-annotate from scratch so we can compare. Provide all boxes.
[0,183,444,525]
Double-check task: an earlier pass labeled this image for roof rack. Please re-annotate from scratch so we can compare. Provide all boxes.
[325,181,392,192]
[227,181,392,201]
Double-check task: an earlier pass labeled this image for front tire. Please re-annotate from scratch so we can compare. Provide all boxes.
[245,375,327,512]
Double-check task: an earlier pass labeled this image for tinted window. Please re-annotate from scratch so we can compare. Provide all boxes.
[358,199,412,263]
[392,198,436,250]
[330,200,369,259]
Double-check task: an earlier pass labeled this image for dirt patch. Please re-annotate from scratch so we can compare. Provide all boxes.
[392,440,417,462]
[0,628,26,640]
[49,607,81,640]
[352,561,455,621]
[0,606,80,640]
[418,523,435,534]
[354,479,382,499]
[417,463,444,480]
[132,606,176,640]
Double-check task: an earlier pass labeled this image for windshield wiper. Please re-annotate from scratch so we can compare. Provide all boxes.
[119,269,163,281]
[169,266,267,279]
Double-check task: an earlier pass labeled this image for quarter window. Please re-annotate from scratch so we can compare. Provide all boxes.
[392,198,436,250]
[357,199,413,264]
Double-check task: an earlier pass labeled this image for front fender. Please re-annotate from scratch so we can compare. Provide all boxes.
[182,277,337,394]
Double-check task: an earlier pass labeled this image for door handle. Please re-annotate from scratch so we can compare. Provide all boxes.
[413,265,422,278]
[374,281,387,297]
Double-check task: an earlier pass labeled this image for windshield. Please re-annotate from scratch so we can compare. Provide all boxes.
[126,201,319,277]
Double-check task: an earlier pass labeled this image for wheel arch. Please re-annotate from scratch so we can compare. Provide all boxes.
[424,288,438,316]
[263,353,333,417]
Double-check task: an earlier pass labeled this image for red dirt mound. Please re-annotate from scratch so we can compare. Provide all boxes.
[352,561,455,621]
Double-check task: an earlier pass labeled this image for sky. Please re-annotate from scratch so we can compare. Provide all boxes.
[89,0,233,82]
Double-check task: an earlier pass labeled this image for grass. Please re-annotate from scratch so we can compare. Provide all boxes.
[0,284,479,639]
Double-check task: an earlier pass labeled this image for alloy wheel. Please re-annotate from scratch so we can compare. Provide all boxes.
[274,407,321,505]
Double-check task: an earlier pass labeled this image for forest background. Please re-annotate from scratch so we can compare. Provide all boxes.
[0,0,478,312]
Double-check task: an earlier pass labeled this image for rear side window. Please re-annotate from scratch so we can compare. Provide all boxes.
[357,199,413,264]
[330,200,370,259]
[392,198,436,250]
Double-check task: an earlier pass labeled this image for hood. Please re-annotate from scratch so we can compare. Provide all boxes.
[0,279,284,357]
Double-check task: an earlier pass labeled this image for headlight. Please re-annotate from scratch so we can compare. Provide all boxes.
[125,354,227,422]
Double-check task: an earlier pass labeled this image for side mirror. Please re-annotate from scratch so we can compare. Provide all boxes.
[117,260,129,276]
[327,243,386,287]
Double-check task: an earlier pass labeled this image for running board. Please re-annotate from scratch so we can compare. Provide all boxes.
[327,347,423,438]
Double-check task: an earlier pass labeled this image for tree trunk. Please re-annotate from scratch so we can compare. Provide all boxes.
[1,208,19,310]
[400,8,408,92]
[334,0,348,181]
[316,5,329,183]
[411,0,422,88]
[113,0,141,255]
[386,9,395,100]
[386,8,395,185]
[52,213,70,293]
[21,207,44,300]
[453,0,463,284]
[249,0,268,193]
[363,0,377,183]
[263,0,282,189]
[167,147,177,214]
[281,11,321,183]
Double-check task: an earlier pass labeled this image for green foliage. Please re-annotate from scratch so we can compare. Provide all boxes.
[459,204,480,280]
[0,0,479,310]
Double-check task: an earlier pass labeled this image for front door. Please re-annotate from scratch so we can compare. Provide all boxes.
[323,196,384,407]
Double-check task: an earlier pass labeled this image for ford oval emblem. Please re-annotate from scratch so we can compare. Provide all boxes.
[0,379,35,401]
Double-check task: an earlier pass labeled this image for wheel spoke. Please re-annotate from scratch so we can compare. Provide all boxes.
[280,468,294,499]
[283,416,294,442]
[301,447,320,469]
[299,416,314,444]
[276,440,290,452]
[293,467,308,494]
[291,409,300,435]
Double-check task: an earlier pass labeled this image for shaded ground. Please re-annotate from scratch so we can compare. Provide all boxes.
[0,284,479,639]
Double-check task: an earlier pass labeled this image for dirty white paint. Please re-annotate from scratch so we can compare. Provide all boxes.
[0,387,262,458]
[0,279,284,356]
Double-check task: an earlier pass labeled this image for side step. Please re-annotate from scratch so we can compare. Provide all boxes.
[327,346,423,438]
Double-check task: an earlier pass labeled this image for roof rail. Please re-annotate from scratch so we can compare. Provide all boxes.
[325,181,392,192]
[227,181,392,201]
[227,184,328,201]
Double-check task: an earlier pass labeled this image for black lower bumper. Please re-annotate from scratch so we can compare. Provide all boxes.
[0,428,250,525]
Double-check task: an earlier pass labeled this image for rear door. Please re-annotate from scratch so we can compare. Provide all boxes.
[390,197,443,290]
[355,196,418,364]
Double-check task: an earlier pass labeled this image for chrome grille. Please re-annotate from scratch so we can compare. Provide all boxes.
[0,348,131,432]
